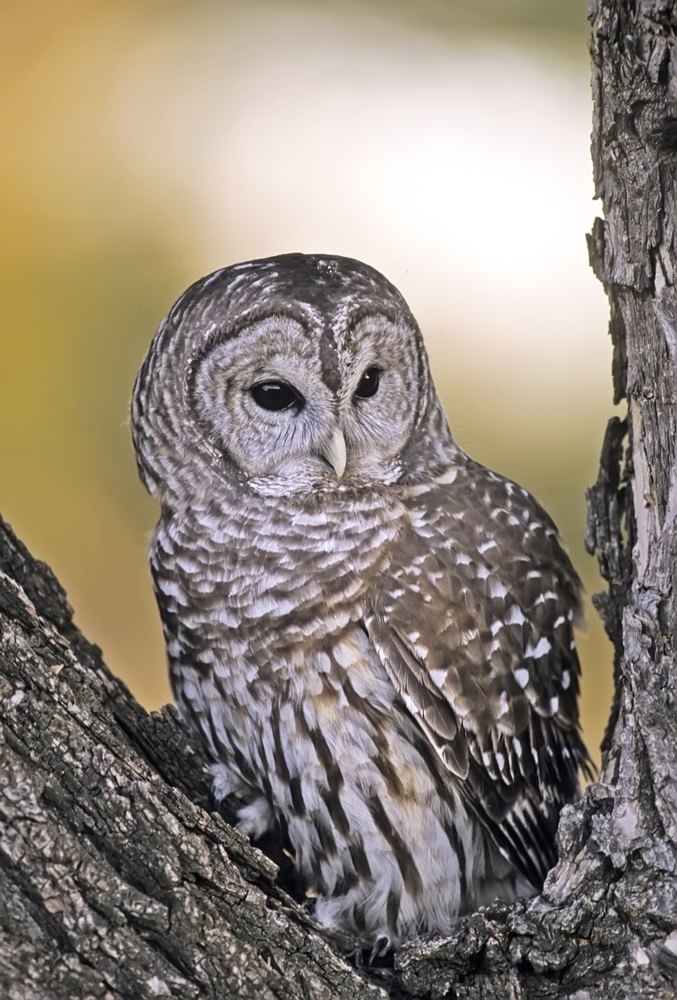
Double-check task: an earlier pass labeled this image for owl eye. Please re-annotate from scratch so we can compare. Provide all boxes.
[250,381,305,413]
[354,366,381,399]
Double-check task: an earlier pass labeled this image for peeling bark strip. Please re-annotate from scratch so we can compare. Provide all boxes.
[1,2,677,997]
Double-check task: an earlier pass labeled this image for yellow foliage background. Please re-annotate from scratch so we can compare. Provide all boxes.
[2,2,613,763]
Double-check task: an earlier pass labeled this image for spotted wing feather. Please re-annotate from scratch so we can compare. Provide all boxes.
[367,461,593,889]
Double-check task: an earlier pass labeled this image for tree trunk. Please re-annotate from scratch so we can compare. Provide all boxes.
[2,2,676,997]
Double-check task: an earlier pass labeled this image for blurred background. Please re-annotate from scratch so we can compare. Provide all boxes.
[2,0,613,762]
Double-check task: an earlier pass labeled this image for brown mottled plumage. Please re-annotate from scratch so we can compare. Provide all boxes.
[131,253,592,952]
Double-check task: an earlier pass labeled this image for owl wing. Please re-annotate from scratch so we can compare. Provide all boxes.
[365,467,593,890]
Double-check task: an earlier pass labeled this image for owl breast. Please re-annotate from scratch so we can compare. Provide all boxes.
[150,481,528,947]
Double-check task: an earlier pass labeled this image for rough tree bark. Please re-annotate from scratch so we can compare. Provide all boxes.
[2,1,676,997]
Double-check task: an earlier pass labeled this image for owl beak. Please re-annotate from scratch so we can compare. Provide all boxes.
[322,428,347,480]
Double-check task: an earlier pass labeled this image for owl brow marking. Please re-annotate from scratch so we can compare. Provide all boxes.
[319,315,340,393]
[186,307,309,396]
[320,307,400,393]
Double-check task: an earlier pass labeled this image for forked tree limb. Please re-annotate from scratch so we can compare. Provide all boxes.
[2,1,677,997]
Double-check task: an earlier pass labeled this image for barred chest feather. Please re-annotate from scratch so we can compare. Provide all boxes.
[150,483,535,946]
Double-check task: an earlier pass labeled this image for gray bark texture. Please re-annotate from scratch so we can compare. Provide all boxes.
[1,1,676,996]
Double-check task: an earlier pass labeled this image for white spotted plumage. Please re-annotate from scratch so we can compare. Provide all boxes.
[131,253,592,951]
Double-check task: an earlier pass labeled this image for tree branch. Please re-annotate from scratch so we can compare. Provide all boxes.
[0,518,387,1000]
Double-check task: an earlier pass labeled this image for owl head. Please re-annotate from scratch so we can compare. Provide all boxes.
[132,254,454,503]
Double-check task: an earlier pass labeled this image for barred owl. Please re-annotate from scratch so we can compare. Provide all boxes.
[131,253,592,953]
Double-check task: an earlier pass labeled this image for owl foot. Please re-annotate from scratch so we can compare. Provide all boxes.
[369,934,392,964]
[208,763,237,805]
[236,796,276,840]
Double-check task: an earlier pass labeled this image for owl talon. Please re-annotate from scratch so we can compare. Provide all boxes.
[369,934,392,963]
[236,796,276,840]
[209,763,236,805]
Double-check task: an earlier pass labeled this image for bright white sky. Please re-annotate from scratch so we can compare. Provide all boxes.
[111,4,609,447]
